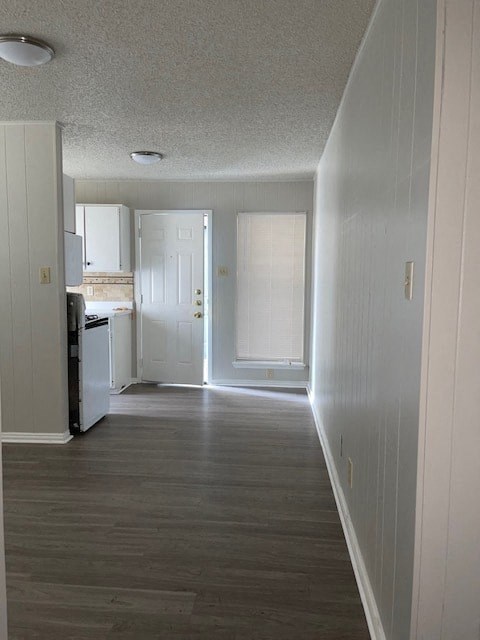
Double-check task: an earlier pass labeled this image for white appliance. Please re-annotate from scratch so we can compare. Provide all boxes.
[67,293,110,433]
[64,232,83,286]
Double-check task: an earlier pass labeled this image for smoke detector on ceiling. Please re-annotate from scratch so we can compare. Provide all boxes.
[130,151,164,165]
[0,35,54,67]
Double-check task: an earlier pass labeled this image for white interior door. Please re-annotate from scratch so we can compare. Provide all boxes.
[139,212,205,384]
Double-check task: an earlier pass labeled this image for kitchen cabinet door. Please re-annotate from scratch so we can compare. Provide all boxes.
[84,206,121,272]
[109,314,132,393]
[64,232,83,286]
[76,204,131,272]
[75,206,85,266]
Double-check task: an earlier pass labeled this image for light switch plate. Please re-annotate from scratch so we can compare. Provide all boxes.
[39,267,51,284]
[405,261,414,300]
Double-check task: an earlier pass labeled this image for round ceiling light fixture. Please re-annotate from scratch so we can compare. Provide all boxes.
[130,151,164,165]
[0,35,55,67]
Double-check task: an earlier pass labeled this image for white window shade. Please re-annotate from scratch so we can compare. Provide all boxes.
[236,212,306,363]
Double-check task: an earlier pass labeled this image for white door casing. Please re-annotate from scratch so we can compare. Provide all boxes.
[137,212,205,385]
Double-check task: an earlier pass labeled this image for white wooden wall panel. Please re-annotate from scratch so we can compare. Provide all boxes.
[76,180,313,385]
[0,122,69,437]
[0,391,7,638]
[412,2,480,638]
[310,0,437,638]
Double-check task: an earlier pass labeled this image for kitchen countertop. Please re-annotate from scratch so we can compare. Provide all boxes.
[86,308,133,318]
[85,301,134,318]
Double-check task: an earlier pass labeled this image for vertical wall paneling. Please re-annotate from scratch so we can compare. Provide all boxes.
[412,2,480,638]
[76,180,314,385]
[0,390,6,638]
[310,0,437,638]
[0,123,69,439]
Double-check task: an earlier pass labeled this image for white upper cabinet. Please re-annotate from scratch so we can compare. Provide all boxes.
[75,204,131,272]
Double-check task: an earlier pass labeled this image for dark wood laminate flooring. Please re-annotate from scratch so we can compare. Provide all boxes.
[2,385,369,639]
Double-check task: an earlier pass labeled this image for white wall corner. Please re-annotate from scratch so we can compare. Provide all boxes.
[306,387,387,640]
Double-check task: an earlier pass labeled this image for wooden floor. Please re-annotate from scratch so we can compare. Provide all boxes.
[2,385,369,639]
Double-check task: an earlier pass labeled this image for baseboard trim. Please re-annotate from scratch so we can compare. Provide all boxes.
[306,386,386,640]
[110,380,135,395]
[1,430,73,444]
[209,379,307,389]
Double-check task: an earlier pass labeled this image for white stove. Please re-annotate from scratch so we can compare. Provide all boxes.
[67,293,110,433]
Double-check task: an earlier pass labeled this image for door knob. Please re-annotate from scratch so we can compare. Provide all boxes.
[195,289,202,295]
[194,300,202,306]
[193,311,203,319]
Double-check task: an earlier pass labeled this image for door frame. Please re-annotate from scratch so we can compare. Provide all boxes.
[134,210,213,385]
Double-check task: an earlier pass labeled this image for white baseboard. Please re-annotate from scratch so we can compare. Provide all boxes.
[209,379,307,389]
[306,386,386,640]
[1,430,73,444]
[110,380,135,395]
[130,379,307,390]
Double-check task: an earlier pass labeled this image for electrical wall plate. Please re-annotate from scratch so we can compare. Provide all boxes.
[39,266,51,284]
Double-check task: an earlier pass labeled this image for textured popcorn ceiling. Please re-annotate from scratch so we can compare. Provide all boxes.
[0,1,375,180]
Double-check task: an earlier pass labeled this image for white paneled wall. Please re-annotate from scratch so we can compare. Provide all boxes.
[76,180,314,385]
[0,391,6,639]
[412,2,480,638]
[0,123,69,439]
[310,1,436,638]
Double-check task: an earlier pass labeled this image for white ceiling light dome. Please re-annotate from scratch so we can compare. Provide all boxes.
[0,35,55,67]
[130,151,164,165]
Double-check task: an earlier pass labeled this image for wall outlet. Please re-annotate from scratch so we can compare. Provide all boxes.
[347,457,353,488]
[86,285,94,296]
[217,266,229,277]
[39,267,51,284]
[266,369,274,379]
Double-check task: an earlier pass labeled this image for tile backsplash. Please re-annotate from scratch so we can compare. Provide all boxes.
[67,272,134,302]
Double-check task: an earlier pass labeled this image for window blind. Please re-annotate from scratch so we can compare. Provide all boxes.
[236,212,306,362]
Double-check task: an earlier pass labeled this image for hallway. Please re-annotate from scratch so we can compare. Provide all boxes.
[2,385,368,639]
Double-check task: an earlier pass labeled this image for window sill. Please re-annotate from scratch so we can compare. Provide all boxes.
[232,360,308,370]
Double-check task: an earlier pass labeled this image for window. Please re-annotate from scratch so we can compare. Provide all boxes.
[236,212,307,365]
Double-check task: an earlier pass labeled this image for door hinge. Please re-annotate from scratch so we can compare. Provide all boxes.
[140,294,143,304]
